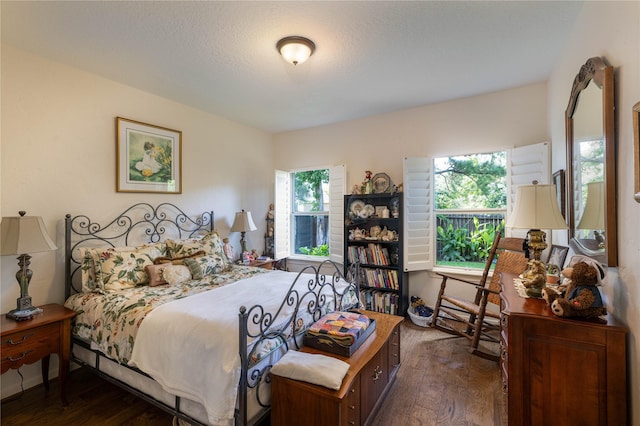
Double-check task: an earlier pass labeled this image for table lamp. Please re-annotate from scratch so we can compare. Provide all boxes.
[577,181,605,249]
[1,211,58,321]
[230,210,257,255]
[506,181,568,297]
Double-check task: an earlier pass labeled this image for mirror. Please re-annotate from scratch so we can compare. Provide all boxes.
[566,57,617,266]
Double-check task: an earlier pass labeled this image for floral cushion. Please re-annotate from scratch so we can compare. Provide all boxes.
[166,231,229,263]
[183,254,230,279]
[163,264,192,286]
[94,244,165,291]
[78,247,99,293]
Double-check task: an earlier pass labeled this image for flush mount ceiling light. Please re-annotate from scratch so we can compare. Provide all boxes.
[276,36,315,66]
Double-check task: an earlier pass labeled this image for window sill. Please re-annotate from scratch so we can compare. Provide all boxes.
[430,266,490,279]
[287,254,329,263]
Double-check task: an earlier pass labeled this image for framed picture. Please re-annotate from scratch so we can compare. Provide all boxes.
[633,101,640,203]
[546,245,569,269]
[552,169,566,218]
[116,117,182,193]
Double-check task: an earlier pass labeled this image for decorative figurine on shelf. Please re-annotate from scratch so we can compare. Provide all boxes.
[362,170,373,194]
[223,237,235,262]
[267,203,274,220]
[351,184,361,195]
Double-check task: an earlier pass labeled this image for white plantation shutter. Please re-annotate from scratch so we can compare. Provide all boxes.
[274,169,290,260]
[329,164,346,263]
[507,142,550,237]
[403,157,433,271]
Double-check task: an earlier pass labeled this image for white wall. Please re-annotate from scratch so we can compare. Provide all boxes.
[0,44,274,397]
[548,2,640,423]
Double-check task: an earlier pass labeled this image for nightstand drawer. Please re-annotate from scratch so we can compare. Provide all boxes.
[1,323,59,372]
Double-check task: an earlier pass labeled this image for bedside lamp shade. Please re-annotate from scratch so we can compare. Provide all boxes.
[1,215,57,255]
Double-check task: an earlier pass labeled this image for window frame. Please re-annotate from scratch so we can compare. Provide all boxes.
[274,165,345,263]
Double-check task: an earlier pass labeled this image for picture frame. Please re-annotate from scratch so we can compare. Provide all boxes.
[633,101,640,203]
[116,117,182,194]
[546,245,569,269]
[552,169,566,218]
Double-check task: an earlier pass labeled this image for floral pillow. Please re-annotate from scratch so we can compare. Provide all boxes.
[93,244,165,291]
[183,254,230,279]
[166,230,229,263]
[77,247,99,293]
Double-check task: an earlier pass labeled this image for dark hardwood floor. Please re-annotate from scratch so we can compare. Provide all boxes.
[1,319,506,425]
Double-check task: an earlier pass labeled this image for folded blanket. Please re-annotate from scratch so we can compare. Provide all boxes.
[306,311,370,346]
[270,350,350,390]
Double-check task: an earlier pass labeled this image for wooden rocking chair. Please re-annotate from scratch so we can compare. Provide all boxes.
[430,230,528,361]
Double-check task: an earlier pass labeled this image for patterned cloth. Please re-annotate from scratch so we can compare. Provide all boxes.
[306,311,370,346]
[64,264,268,364]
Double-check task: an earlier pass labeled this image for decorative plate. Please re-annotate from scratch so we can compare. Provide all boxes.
[349,199,365,217]
[372,172,392,193]
[362,204,375,218]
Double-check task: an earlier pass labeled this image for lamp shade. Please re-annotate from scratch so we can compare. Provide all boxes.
[277,36,315,65]
[1,214,57,255]
[577,181,605,230]
[507,183,568,230]
[230,210,257,233]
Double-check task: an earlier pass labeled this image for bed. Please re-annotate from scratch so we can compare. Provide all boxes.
[63,203,359,426]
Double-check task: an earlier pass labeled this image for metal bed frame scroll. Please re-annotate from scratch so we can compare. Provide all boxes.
[64,203,359,426]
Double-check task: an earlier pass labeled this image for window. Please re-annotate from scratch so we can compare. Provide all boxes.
[275,165,345,262]
[403,142,549,272]
[434,151,506,268]
[292,169,330,256]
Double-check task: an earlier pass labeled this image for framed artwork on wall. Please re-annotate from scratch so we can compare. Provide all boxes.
[116,117,182,194]
[552,169,566,218]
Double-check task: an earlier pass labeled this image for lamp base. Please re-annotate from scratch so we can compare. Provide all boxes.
[5,296,43,321]
[6,306,43,321]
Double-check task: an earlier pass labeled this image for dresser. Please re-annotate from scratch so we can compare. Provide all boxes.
[500,272,627,425]
[271,310,403,426]
[1,303,76,405]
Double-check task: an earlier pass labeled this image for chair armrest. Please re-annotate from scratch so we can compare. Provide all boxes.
[436,272,482,287]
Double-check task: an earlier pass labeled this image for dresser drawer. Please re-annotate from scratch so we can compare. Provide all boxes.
[1,323,59,372]
[341,376,361,426]
[388,325,401,373]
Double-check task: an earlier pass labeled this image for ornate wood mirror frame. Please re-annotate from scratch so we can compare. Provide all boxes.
[565,57,617,266]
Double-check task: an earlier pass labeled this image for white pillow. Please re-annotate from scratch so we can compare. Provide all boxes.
[163,264,192,286]
[270,350,350,390]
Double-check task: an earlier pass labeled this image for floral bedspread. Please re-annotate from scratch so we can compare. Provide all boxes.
[64,264,268,364]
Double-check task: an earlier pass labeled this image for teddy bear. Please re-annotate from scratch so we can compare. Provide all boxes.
[542,261,606,320]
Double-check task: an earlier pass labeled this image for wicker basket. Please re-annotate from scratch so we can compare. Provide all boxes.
[408,306,433,327]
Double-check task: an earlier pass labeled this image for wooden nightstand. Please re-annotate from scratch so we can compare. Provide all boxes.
[1,303,76,405]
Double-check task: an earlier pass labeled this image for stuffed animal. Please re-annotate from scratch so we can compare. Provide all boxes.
[543,261,606,320]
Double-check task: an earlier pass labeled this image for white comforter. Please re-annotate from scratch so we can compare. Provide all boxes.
[129,270,345,425]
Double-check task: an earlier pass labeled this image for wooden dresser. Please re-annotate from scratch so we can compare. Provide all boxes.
[271,310,403,426]
[500,272,627,425]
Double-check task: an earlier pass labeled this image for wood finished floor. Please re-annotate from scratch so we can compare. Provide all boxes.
[1,319,506,426]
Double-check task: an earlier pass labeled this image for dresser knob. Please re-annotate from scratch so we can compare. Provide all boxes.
[350,388,356,393]
[349,405,356,410]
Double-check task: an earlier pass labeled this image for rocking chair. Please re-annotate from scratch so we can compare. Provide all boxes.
[430,230,528,361]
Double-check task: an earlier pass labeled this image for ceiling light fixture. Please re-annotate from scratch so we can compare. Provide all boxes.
[276,36,315,66]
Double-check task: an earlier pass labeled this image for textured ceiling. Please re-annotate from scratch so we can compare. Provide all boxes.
[1,1,583,133]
